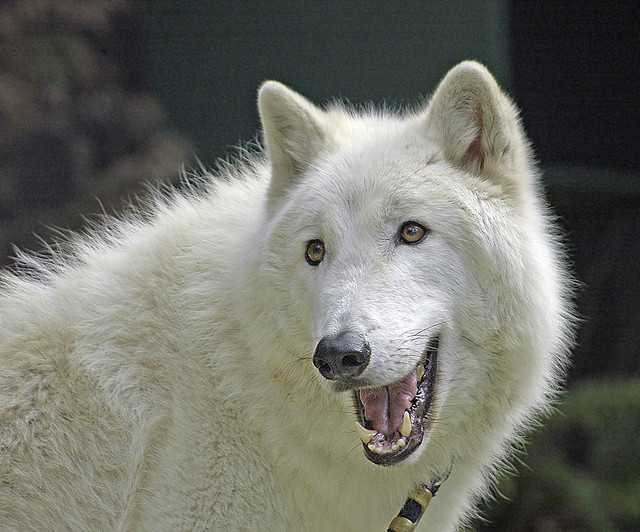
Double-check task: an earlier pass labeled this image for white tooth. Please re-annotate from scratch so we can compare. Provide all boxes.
[417,364,425,381]
[368,443,382,454]
[355,421,377,444]
[400,411,412,438]
[397,438,406,448]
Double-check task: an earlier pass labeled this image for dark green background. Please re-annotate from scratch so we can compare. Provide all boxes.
[146,1,512,166]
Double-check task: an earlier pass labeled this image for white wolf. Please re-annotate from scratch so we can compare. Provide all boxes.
[0,61,573,530]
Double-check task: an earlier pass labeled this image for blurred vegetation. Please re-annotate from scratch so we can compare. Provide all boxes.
[0,0,193,265]
[474,379,640,531]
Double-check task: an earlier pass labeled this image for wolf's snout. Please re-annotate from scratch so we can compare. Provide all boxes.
[312,331,370,380]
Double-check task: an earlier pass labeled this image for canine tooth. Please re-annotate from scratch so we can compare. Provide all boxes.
[397,438,406,448]
[355,421,377,444]
[417,364,425,381]
[400,411,412,438]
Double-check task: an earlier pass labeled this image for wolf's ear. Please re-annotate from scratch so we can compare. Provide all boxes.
[258,81,327,209]
[424,61,527,194]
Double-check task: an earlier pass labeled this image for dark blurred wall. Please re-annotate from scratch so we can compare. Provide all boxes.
[510,1,638,170]
[508,1,640,379]
[146,0,511,165]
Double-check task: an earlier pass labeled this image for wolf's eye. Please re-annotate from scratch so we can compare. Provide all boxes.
[399,221,428,245]
[305,239,325,265]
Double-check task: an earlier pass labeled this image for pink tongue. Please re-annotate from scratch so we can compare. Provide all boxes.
[359,369,417,435]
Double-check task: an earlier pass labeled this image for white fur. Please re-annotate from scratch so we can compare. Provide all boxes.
[0,61,573,530]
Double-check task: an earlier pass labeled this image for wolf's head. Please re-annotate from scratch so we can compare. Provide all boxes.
[253,62,572,468]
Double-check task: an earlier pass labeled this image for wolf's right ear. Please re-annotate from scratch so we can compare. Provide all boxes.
[258,81,327,210]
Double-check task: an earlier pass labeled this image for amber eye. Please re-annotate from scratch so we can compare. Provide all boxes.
[399,221,428,245]
[305,239,325,265]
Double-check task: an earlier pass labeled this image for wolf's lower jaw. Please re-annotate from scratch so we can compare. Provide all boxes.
[354,336,439,466]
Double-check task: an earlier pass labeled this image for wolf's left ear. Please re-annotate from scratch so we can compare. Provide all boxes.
[258,81,327,209]
[423,61,528,195]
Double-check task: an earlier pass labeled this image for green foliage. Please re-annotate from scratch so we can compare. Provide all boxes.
[475,379,640,531]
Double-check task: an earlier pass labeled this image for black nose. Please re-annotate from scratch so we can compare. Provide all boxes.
[312,331,370,380]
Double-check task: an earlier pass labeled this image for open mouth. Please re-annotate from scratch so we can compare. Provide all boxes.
[353,335,439,466]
